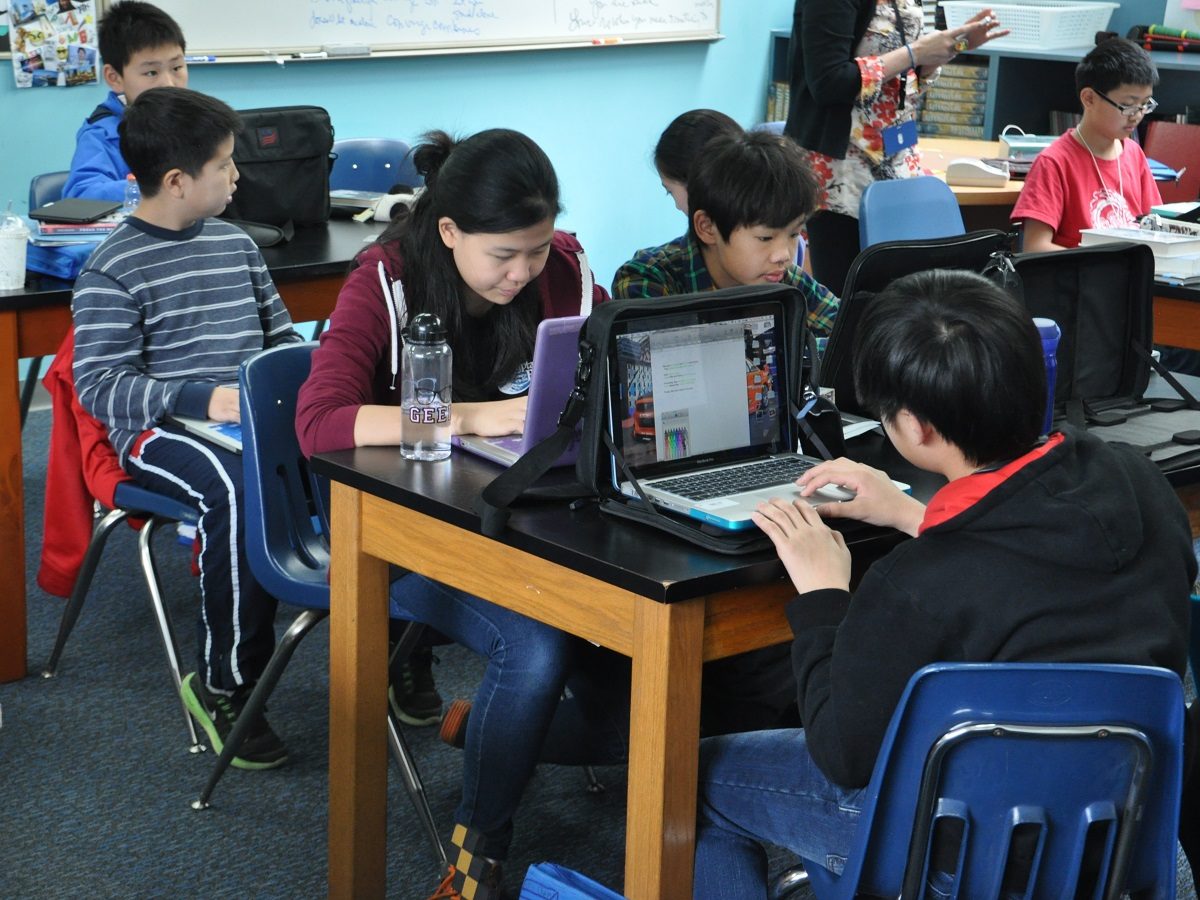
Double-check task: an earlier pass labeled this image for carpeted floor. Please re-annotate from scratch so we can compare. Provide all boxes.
[1,409,1194,898]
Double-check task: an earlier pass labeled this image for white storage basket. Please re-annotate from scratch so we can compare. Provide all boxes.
[940,1,1118,50]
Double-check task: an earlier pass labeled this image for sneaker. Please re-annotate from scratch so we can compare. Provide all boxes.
[180,672,288,770]
[389,645,443,726]
[439,699,470,749]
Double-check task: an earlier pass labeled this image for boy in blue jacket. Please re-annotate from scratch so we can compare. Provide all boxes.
[63,1,187,201]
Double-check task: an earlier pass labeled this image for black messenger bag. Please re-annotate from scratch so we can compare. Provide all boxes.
[474,284,845,555]
[222,105,334,238]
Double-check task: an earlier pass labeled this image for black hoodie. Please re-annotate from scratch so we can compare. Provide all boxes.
[786,426,1194,788]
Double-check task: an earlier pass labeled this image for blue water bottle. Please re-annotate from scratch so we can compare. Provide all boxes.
[1033,317,1060,436]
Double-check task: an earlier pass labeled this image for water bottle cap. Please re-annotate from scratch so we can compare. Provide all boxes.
[407,312,446,344]
[126,174,136,181]
[1032,317,1060,339]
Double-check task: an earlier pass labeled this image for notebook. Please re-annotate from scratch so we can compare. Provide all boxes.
[604,299,854,531]
[167,415,243,453]
[453,315,586,467]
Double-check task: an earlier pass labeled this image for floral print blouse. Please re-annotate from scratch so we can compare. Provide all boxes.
[804,0,929,219]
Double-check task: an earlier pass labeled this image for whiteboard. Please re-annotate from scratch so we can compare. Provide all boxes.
[124,0,721,57]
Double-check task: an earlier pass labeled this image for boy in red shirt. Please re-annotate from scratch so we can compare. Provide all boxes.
[1012,38,1161,252]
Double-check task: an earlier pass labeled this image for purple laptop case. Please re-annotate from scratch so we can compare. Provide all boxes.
[453,315,585,467]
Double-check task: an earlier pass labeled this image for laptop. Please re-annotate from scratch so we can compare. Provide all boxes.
[167,415,243,454]
[605,299,853,531]
[453,315,585,467]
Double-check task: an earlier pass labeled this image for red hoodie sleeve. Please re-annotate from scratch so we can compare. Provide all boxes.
[295,246,397,457]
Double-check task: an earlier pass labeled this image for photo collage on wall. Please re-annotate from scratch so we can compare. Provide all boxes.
[6,0,98,88]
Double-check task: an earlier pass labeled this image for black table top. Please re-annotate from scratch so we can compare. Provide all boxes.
[0,218,385,312]
[311,433,937,605]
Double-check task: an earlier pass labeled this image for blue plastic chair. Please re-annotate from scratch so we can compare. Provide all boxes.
[42,481,205,752]
[857,175,965,249]
[191,343,445,865]
[28,169,69,210]
[782,663,1185,899]
[330,137,422,193]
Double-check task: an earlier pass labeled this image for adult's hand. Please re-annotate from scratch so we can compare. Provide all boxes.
[913,9,1009,68]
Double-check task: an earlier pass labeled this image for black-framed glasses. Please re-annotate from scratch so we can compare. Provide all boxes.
[1094,89,1158,118]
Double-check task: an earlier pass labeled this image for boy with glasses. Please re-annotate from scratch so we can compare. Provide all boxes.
[1012,37,1161,252]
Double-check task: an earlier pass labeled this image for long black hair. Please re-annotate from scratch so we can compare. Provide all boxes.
[376,129,562,401]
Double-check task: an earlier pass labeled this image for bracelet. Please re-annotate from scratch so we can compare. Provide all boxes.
[905,43,917,70]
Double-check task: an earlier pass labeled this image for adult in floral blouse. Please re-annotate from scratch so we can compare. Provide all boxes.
[784,0,1007,294]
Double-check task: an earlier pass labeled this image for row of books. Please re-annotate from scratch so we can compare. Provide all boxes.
[917,58,991,141]
[766,80,790,125]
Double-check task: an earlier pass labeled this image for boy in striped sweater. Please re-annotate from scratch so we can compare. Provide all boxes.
[72,86,301,769]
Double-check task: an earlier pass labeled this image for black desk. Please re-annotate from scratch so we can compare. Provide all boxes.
[0,218,383,683]
[311,443,910,899]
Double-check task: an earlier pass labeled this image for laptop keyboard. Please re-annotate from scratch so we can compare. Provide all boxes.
[651,456,815,501]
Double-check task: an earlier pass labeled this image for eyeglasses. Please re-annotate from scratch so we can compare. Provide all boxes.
[1094,90,1158,118]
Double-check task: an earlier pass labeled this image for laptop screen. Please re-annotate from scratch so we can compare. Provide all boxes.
[607,300,791,480]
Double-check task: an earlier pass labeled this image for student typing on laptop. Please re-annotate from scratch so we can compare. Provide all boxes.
[691,269,1195,896]
[294,128,611,899]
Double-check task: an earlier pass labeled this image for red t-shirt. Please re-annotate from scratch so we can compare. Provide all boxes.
[1011,130,1161,249]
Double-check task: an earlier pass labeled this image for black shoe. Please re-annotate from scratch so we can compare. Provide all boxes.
[181,672,288,770]
[389,645,443,726]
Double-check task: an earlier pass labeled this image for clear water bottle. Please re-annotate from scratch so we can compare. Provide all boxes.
[1033,317,1060,436]
[400,312,452,461]
[122,173,140,215]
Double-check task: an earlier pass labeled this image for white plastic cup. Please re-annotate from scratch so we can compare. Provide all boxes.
[0,218,30,290]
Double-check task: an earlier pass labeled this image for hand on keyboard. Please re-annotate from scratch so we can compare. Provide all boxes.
[796,458,926,537]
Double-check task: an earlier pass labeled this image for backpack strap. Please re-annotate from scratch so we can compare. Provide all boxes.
[1132,340,1200,410]
[86,103,116,125]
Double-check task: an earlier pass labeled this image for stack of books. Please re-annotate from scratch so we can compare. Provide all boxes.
[1079,226,1200,285]
[919,59,989,139]
[32,215,121,245]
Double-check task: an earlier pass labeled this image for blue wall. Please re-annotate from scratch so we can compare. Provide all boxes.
[1,3,794,290]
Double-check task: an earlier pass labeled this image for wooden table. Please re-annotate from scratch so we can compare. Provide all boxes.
[0,219,382,683]
[921,137,1025,207]
[312,444,921,899]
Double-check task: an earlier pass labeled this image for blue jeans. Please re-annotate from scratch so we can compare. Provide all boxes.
[693,729,867,899]
[389,574,627,859]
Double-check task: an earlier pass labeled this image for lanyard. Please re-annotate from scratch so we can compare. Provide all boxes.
[889,0,910,110]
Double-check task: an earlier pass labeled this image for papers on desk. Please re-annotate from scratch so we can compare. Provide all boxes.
[1081,226,1200,285]
[842,412,882,440]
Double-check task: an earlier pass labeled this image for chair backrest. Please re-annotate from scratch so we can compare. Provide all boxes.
[805,663,1185,899]
[1144,120,1200,205]
[858,175,965,249]
[238,342,329,609]
[29,170,70,210]
[330,138,421,193]
[818,229,1012,416]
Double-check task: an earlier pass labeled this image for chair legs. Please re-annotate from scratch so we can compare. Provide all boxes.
[388,712,448,867]
[192,607,329,810]
[137,516,204,753]
[769,864,810,899]
[42,506,128,678]
[19,355,44,428]
[43,509,202,753]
